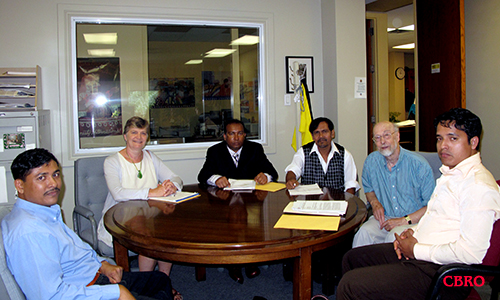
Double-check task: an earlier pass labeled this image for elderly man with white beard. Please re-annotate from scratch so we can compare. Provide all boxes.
[352,121,435,248]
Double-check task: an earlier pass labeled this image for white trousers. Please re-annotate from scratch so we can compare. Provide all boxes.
[352,215,413,248]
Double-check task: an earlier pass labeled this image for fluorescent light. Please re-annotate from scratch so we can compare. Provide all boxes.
[399,25,414,31]
[230,35,259,45]
[204,48,237,58]
[83,33,118,44]
[388,25,414,32]
[393,43,415,49]
[87,49,116,56]
[185,59,203,65]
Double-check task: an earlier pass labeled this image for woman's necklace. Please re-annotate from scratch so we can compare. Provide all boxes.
[126,151,143,179]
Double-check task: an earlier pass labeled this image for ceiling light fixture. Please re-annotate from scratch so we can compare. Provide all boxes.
[204,48,237,58]
[399,25,414,31]
[388,24,415,33]
[230,35,259,46]
[393,43,415,49]
[87,49,116,56]
[185,59,203,65]
[83,33,118,44]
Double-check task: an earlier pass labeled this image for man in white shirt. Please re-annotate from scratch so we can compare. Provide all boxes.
[285,117,360,194]
[337,108,500,300]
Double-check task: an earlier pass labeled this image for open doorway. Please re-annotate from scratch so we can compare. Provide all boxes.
[366,1,415,154]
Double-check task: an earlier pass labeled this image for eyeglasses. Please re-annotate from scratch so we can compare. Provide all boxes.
[372,132,395,143]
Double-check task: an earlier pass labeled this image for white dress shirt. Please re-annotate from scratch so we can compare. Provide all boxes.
[413,153,500,265]
[285,141,360,192]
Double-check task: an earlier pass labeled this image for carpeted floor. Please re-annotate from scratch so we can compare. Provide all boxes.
[169,261,336,300]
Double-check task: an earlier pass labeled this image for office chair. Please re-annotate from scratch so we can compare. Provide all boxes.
[73,156,113,256]
[0,204,26,300]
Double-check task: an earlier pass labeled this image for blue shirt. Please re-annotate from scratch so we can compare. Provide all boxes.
[1,199,119,300]
[362,147,436,218]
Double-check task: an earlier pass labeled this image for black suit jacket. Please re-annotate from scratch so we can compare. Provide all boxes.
[198,140,278,184]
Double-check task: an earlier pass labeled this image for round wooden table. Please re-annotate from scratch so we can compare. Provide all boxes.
[104,184,366,300]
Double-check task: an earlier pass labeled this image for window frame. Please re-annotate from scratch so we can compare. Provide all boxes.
[58,4,275,164]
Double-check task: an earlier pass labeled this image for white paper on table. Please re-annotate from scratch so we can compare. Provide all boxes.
[288,183,323,196]
[290,200,348,216]
[224,179,256,191]
[0,166,8,203]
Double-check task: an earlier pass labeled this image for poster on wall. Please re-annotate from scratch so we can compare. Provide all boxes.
[77,57,122,138]
[150,78,195,108]
[285,56,314,94]
[202,71,232,100]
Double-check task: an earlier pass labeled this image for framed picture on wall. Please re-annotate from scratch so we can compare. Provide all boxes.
[286,56,314,93]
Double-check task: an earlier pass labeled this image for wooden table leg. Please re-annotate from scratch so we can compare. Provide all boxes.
[293,247,313,300]
[113,238,130,271]
[195,266,206,281]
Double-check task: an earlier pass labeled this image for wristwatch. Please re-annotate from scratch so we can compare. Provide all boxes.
[404,215,412,224]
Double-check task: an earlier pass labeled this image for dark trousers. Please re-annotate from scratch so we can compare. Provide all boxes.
[95,271,173,300]
[336,243,470,300]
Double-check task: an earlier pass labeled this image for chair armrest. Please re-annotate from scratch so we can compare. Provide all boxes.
[73,205,94,219]
[427,263,500,300]
[72,205,99,251]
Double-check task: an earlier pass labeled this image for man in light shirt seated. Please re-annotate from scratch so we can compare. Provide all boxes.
[337,108,500,300]
[285,117,360,194]
[2,148,173,300]
[352,121,435,248]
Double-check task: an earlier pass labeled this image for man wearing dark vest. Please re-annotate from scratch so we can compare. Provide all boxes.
[285,117,360,194]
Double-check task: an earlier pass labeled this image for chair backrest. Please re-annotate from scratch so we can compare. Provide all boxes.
[415,151,442,181]
[0,204,26,300]
[483,182,500,267]
[481,219,500,267]
[73,156,108,243]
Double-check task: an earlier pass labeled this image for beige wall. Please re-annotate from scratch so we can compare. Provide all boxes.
[321,0,368,182]
[388,52,405,120]
[465,0,500,179]
[0,0,367,227]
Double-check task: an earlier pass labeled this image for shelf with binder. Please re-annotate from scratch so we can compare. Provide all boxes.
[0,66,40,110]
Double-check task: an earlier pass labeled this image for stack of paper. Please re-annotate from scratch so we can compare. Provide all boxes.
[149,191,200,203]
[223,179,256,191]
[287,183,323,196]
[285,200,348,216]
[274,214,341,231]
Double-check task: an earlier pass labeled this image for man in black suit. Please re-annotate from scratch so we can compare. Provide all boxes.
[197,118,278,283]
[198,119,278,188]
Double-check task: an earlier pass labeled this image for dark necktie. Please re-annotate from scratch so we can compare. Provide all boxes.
[233,153,239,167]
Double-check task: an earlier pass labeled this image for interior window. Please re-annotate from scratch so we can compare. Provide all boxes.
[75,22,261,150]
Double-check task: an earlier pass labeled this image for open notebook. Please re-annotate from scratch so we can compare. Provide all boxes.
[149,191,200,203]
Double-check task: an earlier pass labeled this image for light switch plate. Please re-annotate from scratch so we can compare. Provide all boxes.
[284,94,292,106]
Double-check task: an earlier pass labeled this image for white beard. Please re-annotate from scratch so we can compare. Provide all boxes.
[379,148,394,157]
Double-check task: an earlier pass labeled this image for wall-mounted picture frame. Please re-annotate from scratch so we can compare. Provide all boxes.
[286,56,314,93]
